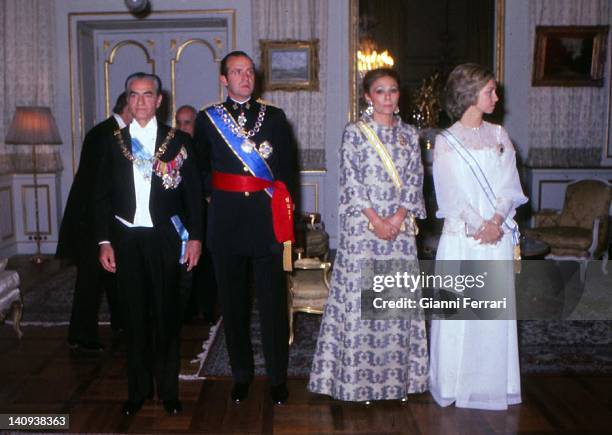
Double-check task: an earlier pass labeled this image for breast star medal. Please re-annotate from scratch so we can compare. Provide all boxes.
[258,140,273,159]
[241,138,256,153]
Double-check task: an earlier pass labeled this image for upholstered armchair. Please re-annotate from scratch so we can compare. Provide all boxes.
[0,258,23,339]
[525,179,612,278]
[287,253,331,345]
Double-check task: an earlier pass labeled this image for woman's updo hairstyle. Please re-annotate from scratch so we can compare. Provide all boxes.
[444,63,493,120]
[362,68,400,94]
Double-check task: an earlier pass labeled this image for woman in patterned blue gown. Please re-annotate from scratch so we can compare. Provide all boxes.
[308,68,428,403]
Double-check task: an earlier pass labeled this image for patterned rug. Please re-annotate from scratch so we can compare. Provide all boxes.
[199,310,321,379]
[19,265,110,324]
[11,264,612,375]
[199,308,612,378]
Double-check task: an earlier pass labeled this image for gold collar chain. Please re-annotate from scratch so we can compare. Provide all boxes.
[114,128,176,165]
[216,103,266,139]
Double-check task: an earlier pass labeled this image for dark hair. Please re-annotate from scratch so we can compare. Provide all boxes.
[124,72,162,94]
[444,63,494,120]
[112,92,128,114]
[220,50,254,77]
[362,68,400,94]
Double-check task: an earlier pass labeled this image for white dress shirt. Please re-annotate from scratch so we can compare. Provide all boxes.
[115,117,157,228]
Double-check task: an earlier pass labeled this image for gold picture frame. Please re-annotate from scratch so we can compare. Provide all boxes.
[532,26,609,87]
[260,39,319,91]
[348,0,507,121]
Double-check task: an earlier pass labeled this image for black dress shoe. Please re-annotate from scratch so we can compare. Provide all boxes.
[231,382,250,403]
[270,383,289,405]
[121,400,144,416]
[162,399,183,415]
[67,339,104,352]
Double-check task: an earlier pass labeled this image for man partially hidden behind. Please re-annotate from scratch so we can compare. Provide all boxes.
[193,51,297,405]
[175,105,197,138]
[96,72,202,416]
[175,104,218,325]
[57,92,131,351]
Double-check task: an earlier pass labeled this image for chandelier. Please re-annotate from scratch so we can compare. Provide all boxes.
[357,48,394,75]
[357,14,394,76]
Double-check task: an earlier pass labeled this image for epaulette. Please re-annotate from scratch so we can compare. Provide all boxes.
[200,100,223,111]
[256,98,279,108]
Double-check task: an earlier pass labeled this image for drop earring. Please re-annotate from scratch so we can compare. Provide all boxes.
[365,100,374,116]
[393,107,400,115]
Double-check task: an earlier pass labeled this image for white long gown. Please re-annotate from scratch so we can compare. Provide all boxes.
[429,121,528,410]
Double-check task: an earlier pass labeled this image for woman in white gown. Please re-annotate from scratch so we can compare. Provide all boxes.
[429,63,528,410]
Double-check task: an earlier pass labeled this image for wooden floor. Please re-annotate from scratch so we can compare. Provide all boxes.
[0,324,610,434]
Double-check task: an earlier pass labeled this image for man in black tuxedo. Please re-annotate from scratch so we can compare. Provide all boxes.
[96,72,202,416]
[57,92,131,351]
[193,51,297,405]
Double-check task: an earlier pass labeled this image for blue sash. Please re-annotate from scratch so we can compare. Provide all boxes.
[441,129,520,245]
[205,105,274,197]
[170,215,189,263]
[131,136,153,176]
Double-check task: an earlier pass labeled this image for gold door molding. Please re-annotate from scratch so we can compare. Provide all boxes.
[170,38,222,120]
[104,40,156,118]
[68,9,237,174]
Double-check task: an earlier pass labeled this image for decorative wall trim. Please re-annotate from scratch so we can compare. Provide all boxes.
[0,187,14,241]
[348,0,359,122]
[171,38,222,119]
[21,185,51,236]
[300,182,320,213]
[496,0,506,83]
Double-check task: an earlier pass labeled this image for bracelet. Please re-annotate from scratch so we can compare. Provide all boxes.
[490,216,504,226]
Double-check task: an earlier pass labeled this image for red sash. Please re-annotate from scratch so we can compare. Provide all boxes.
[212,171,295,243]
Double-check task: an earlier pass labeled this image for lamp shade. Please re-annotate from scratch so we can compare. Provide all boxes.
[5,106,62,145]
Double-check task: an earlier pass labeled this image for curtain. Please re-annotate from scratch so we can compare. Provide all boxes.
[0,0,59,174]
[527,0,610,167]
[252,0,328,169]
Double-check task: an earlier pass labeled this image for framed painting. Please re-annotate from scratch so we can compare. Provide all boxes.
[260,39,319,91]
[532,26,609,87]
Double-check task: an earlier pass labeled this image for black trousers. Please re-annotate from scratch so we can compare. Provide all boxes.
[187,248,217,320]
[115,225,183,402]
[68,239,122,344]
[213,250,288,386]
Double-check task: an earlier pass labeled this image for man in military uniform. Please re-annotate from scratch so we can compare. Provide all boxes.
[96,72,202,416]
[193,51,297,405]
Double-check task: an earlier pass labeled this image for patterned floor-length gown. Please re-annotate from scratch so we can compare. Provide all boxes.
[308,114,428,402]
